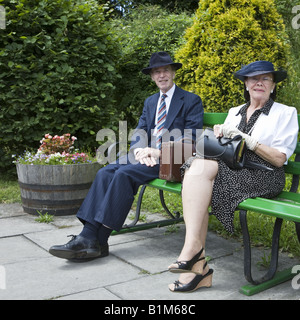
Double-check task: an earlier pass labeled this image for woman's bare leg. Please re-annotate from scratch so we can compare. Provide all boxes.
[168,159,218,289]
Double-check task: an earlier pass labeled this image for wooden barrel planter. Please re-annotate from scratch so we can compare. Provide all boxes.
[16,162,101,216]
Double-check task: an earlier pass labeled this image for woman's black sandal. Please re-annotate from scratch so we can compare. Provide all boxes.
[169,269,214,293]
[168,248,206,274]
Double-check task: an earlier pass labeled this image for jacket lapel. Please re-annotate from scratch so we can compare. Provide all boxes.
[147,92,159,132]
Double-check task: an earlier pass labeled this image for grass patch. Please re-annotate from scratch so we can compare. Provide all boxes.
[0,173,21,204]
[35,210,54,224]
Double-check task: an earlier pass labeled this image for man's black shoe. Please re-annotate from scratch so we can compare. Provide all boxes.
[49,235,109,261]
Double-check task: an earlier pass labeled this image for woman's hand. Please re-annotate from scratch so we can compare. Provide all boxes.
[214,123,243,138]
[213,124,223,138]
[214,124,286,167]
[216,124,258,151]
[135,147,161,167]
[218,123,241,138]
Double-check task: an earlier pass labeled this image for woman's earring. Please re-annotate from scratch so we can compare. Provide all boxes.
[246,87,249,91]
[271,89,273,93]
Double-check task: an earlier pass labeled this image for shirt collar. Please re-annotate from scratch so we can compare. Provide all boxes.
[236,98,274,116]
[160,83,176,100]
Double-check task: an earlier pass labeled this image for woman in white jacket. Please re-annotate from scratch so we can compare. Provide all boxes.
[168,61,299,293]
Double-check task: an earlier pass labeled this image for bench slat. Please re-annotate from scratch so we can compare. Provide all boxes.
[147,179,182,194]
[203,113,228,126]
[294,143,300,155]
[237,197,300,223]
[275,190,300,202]
[284,160,300,175]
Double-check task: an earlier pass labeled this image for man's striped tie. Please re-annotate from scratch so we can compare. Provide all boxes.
[156,93,167,150]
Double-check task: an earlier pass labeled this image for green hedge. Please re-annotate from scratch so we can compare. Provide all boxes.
[0,0,121,172]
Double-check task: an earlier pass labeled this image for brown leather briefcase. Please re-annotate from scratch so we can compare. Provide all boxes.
[159,141,196,182]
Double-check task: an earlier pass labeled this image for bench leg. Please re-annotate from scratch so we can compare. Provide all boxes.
[290,154,300,193]
[239,211,295,296]
[114,185,183,234]
[125,184,147,228]
[239,210,283,286]
[158,189,181,220]
[135,185,180,221]
[295,222,300,244]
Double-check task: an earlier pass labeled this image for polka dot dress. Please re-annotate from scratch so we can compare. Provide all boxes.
[181,100,286,233]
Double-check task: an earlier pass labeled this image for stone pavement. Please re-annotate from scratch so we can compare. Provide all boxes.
[0,203,299,301]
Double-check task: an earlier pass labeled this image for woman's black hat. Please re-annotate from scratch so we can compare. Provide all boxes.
[234,61,287,83]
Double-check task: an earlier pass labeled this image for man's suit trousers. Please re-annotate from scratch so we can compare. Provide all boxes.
[76,161,160,231]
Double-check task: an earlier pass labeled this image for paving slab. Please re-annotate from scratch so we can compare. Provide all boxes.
[0,203,25,217]
[0,235,49,265]
[0,255,143,300]
[0,203,300,301]
[57,287,121,300]
[0,215,55,238]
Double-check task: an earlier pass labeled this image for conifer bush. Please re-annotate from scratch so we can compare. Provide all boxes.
[175,0,290,112]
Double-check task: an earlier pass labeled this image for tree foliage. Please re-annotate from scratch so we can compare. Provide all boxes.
[274,0,300,107]
[0,0,121,172]
[98,0,199,15]
[175,0,290,112]
[111,5,193,129]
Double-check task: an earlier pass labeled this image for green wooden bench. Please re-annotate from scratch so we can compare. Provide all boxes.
[114,112,300,296]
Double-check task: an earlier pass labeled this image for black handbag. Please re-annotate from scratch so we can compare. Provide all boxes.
[196,128,273,171]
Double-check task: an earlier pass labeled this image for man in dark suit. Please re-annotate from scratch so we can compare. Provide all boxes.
[49,52,204,261]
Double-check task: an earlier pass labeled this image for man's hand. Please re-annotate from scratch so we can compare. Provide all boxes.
[135,147,161,167]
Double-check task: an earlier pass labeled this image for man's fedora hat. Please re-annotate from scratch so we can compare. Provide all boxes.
[234,60,287,83]
[142,51,182,75]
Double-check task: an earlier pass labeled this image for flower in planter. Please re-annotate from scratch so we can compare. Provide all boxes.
[13,133,95,165]
[38,133,77,155]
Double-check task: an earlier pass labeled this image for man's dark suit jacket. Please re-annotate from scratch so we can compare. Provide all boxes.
[130,85,203,151]
[77,85,203,231]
